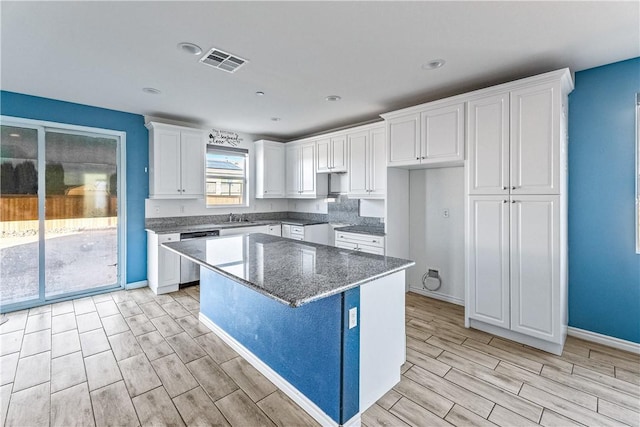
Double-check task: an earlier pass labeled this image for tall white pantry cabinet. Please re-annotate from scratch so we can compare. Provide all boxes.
[465,69,573,355]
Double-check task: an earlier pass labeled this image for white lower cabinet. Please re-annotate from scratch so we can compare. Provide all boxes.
[466,195,565,354]
[267,224,282,236]
[147,232,180,295]
[335,231,385,255]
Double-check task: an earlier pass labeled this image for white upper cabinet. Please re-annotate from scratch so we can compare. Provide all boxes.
[510,82,561,195]
[386,113,420,165]
[286,141,327,198]
[147,122,204,199]
[255,140,285,198]
[468,81,562,195]
[316,136,346,173]
[467,93,510,195]
[385,102,464,168]
[421,102,465,166]
[348,126,386,199]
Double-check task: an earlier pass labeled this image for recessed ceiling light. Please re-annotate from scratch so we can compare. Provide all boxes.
[142,87,161,95]
[325,95,342,102]
[9,133,20,138]
[422,59,446,70]
[255,91,265,96]
[271,117,281,122]
[177,42,203,56]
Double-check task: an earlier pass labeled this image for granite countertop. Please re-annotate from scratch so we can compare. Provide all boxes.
[334,225,386,236]
[146,218,327,234]
[280,218,327,226]
[163,233,414,307]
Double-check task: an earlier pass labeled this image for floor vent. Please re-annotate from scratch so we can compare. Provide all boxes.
[199,47,247,73]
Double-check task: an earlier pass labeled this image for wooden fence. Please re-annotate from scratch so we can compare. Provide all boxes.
[1,195,118,233]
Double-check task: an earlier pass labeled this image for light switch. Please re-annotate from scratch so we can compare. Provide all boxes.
[348,307,358,329]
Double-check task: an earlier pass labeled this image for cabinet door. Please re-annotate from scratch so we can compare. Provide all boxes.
[510,195,560,342]
[467,93,510,195]
[467,196,510,329]
[387,113,420,166]
[330,136,347,172]
[299,142,316,196]
[510,83,560,195]
[347,131,369,197]
[316,138,331,173]
[285,145,300,197]
[180,130,205,197]
[421,102,464,165]
[263,143,285,197]
[368,127,386,198]
[152,128,182,197]
[158,234,180,287]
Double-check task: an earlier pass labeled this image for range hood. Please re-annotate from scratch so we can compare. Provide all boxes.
[328,173,347,198]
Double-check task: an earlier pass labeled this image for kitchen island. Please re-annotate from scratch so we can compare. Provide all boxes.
[164,233,414,427]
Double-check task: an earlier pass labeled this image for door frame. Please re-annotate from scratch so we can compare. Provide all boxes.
[0,115,127,312]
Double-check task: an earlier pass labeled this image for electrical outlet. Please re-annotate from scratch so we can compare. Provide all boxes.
[348,307,358,329]
[180,205,185,213]
[443,209,450,218]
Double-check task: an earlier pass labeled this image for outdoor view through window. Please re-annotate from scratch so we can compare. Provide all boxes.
[206,146,247,207]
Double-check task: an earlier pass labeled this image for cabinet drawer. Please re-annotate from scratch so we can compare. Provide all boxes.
[291,226,304,234]
[335,231,384,248]
[158,233,180,244]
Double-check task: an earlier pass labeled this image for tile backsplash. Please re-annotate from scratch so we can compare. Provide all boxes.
[327,195,383,226]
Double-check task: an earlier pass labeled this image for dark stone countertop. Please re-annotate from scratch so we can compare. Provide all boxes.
[334,225,386,236]
[163,233,414,307]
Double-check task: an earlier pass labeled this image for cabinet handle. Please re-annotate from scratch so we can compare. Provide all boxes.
[512,186,516,190]
[502,186,507,190]
[264,190,267,194]
[416,157,419,160]
[511,200,516,203]
[177,189,181,192]
[421,156,425,159]
[503,200,508,203]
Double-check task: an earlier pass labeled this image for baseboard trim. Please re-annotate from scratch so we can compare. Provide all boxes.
[408,287,464,306]
[199,313,355,427]
[568,327,640,355]
[125,280,148,290]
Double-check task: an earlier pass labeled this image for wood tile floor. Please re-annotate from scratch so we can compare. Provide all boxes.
[0,286,319,427]
[363,293,640,427]
[1,288,638,426]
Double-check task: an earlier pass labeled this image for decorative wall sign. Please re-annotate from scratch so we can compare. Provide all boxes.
[208,129,243,147]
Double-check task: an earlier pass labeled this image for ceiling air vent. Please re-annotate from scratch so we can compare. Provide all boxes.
[199,47,247,73]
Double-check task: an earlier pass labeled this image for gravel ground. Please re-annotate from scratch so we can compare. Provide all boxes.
[0,229,117,305]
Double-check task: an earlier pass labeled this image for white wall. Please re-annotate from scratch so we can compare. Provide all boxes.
[144,117,289,218]
[287,199,328,214]
[408,167,465,305]
[385,168,410,259]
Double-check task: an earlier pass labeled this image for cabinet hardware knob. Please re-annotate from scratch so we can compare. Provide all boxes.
[422,156,425,159]
[264,191,267,193]
[512,186,516,190]
[511,200,516,203]
[177,189,181,192]
[416,157,419,160]
[503,186,507,190]
[503,200,508,203]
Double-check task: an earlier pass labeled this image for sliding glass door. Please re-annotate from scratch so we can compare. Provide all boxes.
[1,120,124,310]
[0,125,40,306]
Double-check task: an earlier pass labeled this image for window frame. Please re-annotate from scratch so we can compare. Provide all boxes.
[205,145,249,209]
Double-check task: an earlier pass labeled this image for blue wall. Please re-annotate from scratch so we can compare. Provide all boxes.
[1,91,148,284]
[568,58,640,343]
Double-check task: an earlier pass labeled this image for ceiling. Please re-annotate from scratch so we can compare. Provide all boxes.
[1,1,638,140]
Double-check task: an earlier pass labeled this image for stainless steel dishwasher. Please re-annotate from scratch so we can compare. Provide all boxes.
[179,229,220,284]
